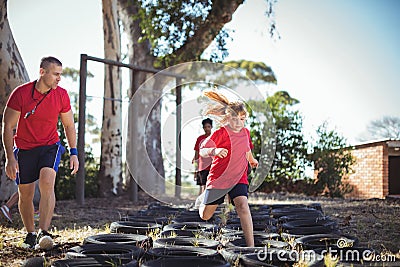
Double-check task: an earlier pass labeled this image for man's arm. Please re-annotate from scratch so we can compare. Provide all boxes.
[2,107,20,179]
[60,110,79,174]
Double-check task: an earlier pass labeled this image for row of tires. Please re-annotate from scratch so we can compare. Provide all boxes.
[23,202,397,266]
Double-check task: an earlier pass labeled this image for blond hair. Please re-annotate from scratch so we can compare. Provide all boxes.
[203,90,248,123]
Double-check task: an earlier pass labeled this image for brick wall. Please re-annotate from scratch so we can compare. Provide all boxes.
[346,142,387,199]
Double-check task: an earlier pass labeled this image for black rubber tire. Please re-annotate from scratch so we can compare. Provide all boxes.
[281,216,337,229]
[219,247,262,265]
[163,222,219,233]
[278,214,328,223]
[83,233,151,248]
[249,204,271,212]
[120,259,139,267]
[295,233,359,250]
[21,257,47,267]
[110,221,162,235]
[224,223,277,232]
[141,257,230,267]
[51,257,123,267]
[220,231,280,243]
[66,244,144,261]
[171,215,215,223]
[121,215,169,225]
[159,229,214,238]
[227,216,276,225]
[241,249,325,267]
[145,246,222,260]
[152,236,220,250]
[281,218,338,235]
[270,208,323,219]
[268,204,305,210]
[225,238,290,249]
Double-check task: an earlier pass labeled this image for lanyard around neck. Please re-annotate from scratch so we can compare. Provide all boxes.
[24,80,50,119]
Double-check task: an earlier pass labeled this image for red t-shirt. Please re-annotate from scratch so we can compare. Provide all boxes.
[200,126,254,189]
[194,134,212,171]
[6,81,71,150]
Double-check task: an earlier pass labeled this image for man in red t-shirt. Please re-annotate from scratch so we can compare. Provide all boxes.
[2,56,79,250]
[192,118,213,195]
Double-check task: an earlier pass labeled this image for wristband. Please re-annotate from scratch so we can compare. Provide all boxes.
[70,148,78,156]
[209,148,216,156]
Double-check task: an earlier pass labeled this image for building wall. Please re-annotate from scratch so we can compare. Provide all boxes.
[346,143,387,199]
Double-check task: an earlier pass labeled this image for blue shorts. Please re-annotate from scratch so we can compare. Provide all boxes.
[14,142,65,185]
[203,183,248,205]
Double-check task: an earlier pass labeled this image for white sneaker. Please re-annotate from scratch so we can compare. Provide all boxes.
[194,191,205,209]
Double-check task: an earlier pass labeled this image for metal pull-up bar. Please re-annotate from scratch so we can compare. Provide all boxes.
[77,54,185,205]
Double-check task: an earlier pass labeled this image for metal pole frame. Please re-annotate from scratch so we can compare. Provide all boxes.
[77,54,185,204]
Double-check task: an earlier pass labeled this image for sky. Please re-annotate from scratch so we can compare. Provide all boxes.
[7,0,400,158]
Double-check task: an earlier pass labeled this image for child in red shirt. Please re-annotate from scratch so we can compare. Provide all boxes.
[192,118,213,195]
[197,90,258,247]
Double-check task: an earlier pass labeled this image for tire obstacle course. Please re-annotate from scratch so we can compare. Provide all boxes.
[43,201,397,266]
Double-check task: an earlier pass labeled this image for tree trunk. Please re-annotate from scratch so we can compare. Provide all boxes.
[118,0,165,197]
[0,0,29,201]
[98,0,123,197]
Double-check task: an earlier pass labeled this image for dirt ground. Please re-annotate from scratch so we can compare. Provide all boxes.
[0,191,399,266]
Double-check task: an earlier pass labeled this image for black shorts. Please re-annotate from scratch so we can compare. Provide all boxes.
[14,142,65,185]
[203,183,248,205]
[196,170,209,185]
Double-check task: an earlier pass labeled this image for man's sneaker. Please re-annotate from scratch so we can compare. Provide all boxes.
[36,230,54,250]
[0,205,13,223]
[22,233,37,249]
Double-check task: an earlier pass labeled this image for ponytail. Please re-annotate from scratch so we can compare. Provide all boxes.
[203,90,248,122]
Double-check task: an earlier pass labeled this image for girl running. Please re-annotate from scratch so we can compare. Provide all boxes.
[197,90,258,247]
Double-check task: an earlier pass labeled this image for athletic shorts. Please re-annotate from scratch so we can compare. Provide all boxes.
[196,170,209,185]
[203,183,248,205]
[14,142,65,185]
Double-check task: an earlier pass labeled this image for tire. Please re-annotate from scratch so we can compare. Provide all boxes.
[219,247,262,265]
[226,238,290,249]
[241,249,324,267]
[160,229,199,238]
[110,221,162,235]
[83,233,151,249]
[220,231,282,248]
[21,257,46,267]
[278,214,328,223]
[224,223,277,232]
[145,246,221,260]
[269,204,305,210]
[249,204,271,212]
[172,215,215,223]
[295,233,359,250]
[141,257,230,267]
[271,208,323,219]
[281,218,338,235]
[227,215,276,225]
[122,215,169,225]
[152,237,220,250]
[66,244,144,261]
[52,256,127,266]
[282,218,337,229]
[220,231,280,243]
[120,259,139,267]
[163,222,219,233]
